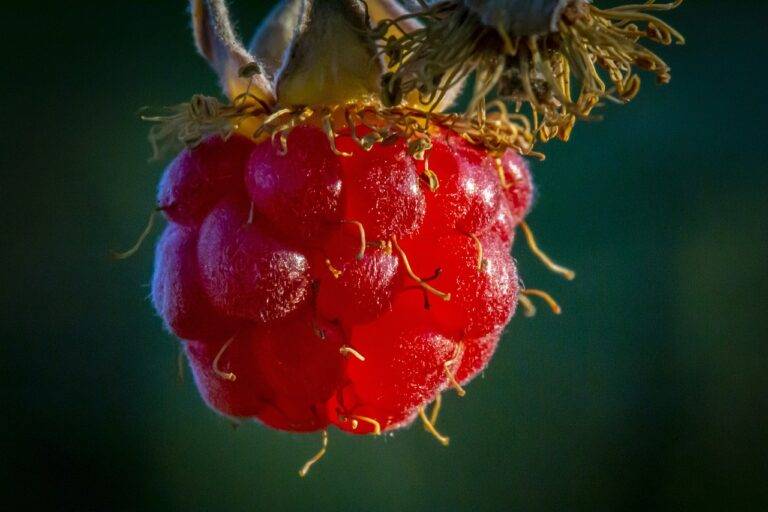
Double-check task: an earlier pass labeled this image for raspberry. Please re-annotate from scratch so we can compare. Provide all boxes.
[151,124,531,437]
[421,128,502,236]
[151,224,237,341]
[137,0,680,476]
[157,135,254,226]
[329,306,455,433]
[497,149,534,223]
[337,133,426,240]
[396,231,519,338]
[455,327,503,385]
[245,126,343,244]
[197,195,311,323]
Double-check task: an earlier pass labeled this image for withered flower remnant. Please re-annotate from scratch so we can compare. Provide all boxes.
[375,0,684,142]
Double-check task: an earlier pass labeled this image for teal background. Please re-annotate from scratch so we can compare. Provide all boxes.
[1,1,766,510]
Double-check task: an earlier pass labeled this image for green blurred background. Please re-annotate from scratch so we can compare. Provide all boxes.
[2,1,766,510]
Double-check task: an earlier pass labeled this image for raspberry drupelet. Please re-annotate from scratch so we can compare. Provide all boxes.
[137,0,680,476]
[152,125,531,435]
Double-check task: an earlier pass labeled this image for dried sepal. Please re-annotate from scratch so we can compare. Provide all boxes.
[276,0,385,106]
[191,0,275,103]
[248,0,304,79]
[377,0,685,141]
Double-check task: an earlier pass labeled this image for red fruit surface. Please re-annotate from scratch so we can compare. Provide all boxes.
[497,148,534,223]
[246,126,343,244]
[337,134,426,240]
[455,328,503,385]
[186,313,345,432]
[397,231,519,338]
[151,123,533,435]
[316,249,400,326]
[489,203,517,247]
[197,195,311,323]
[421,128,502,236]
[185,333,271,419]
[329,308,455,433]
[152,224,237,341]
[252,314,346,431]
[158,135,254,226]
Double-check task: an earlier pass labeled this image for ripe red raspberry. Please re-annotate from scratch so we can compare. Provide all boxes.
[197,194,311,323]
[421,128,502,236]
[329,310,455,433]
[498,149,534,224]
[152,223,238,341]
[157,134,254,226]
[152,124,532,436]
[245,127,343,244]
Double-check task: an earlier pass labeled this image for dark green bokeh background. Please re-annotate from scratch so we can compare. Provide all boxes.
[2,1,766,510]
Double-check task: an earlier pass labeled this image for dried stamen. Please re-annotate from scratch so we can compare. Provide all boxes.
[143,95,269,158]
[350,414,382,435]
[375,0,684,141]
[494,157,511,189]
[342,220,367,260]
[339,346,366,361]
[322,109,352,157]
[418,407,450,446]
[298,430,328,477]
[467,233,486,272]
[145,98,535,166]
[110,209,159,260]
[521,288,562,315]
[212,336,237,381]
[324,258,343,279]
[421,167,440,192]
[519,221,576,280]
[517,293,538,317]
[429,393,443,425]
[445,344,466,397]
[391,236,451,301]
